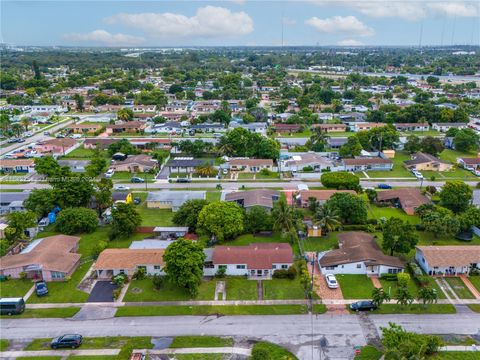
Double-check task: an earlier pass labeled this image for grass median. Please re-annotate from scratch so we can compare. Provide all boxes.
[0,307,80,319]
[25,336,152,351]
[169,336,233,348]
[348,304,456,314]
[116,304,326,317]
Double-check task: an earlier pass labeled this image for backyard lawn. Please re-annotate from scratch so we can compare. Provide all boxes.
[444,277,475,299]
[368,205,420,224]
[135,207,175,227]
[337,275,376,299]
[301,233,338,252]
[61,147,107,159]
[263,278,307,300]
[228,233,286,246]
[124,278,216,301]
[0,278,34,298]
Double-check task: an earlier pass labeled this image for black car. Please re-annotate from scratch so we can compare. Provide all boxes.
[176,178,191,183]
[51,334,83,349]
[350,301,377,312]
[35,281,48,296]
[133,197,141,205]
[131,177,145,183]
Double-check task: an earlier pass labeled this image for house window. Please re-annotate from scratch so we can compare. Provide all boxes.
[272,265,277,269]
[137,266,147,271]
[356,264,362,269]
[119,269,125,274]
[388,268,401,274]
[219,265,227,270]
[154,265,161,270]
[51,271,65,279]
[325,266,336,270]
[236,265,246,269]
[281,265,288,269]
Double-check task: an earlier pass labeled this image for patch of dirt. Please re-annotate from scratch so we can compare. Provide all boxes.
[130,287,143,294]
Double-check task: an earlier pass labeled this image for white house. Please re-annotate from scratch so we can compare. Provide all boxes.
[319,232,404,276]
[431,123,468,132]
[203,243,293,279]
[415,246,480,276]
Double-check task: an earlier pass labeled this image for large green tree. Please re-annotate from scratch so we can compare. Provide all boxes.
[24,189,56,217]
[245,206,273,234]
[324,193,367,225]
[382,217,419,255]
[109,203,142,239]
[439,181,472,213]
[339,136,363,157]
[172,199,209,231]
[454,128,479,152]
[163,239,206,297]
[197,201,245,241]
[34,156,61,177]
[5,211,37,243]
[94,178,113,216]
[55,207,98,235]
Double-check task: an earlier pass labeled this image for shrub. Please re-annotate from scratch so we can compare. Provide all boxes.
[366,219,378,225]
[302,165,314,172]
[425,186,436,194]
[215,267,226,278]
[321,172,360,190]
[55,207,98,235]
[476,182,480,189]
[430,176,436,181]
[113,288,121,300]
[273,269,289,279]
[152,274,164,290]
[341,224,369,231]
[287,266,297,279]
[19,271,27,280]
[380,273,398,281]
[397,272,411,287]
[133,267,146,280]
[259,168,272,176]
[92,240,107,258]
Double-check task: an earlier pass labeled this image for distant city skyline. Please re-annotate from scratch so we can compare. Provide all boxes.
[1,1,479,47]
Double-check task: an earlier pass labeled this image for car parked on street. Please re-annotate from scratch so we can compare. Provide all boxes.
[349,301,377,312]
[50,334,83,349]
[131,177,145,183]
[35,281,48,296]
[114,185,130,191]
[325,274,339,289]
[176,178,191,183]
[377,184,392,189]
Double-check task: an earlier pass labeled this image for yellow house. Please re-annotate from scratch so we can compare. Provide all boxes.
[404,152,453,172]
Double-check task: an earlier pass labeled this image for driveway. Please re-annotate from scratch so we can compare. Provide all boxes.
[87,281,117,303]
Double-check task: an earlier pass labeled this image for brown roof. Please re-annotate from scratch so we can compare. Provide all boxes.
[0,235,81,273]
[114,154,158,168]
[300,190,356,202]
[404,152,450,166]
[319,232,404,268]
[39,138,77,148]
[376,188,430,215]
[93,249,165,270]
[343,157,393,165]
[229,159,273,167]
[460,158,480,165]
[0,159,35,167]
[225,189,280,208]
[84,138,119,148]
[213,243,293,269]
[416,246,480,267]
[272,124,301,130]
[68,123,102,129]
[107,121,145,130]
[313,124,347,129]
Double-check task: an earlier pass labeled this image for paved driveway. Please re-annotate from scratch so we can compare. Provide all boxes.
[87,281,117,303]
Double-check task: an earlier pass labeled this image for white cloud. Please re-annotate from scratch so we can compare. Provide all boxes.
[305,15,374,36]
[337,39,365,46]
[63,30,145,46]
[104,6,254,39]
[427,2,479,17]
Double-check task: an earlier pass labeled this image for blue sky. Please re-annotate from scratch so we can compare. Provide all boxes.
[1,1,479,47]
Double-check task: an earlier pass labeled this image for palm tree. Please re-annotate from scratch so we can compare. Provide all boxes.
[371,287,391,308]
[272,197,296,237]
[20,117,30,132]
[314,205,341,234]
[11,123,23,138]
[417,287,438,307]
[0,114,11,136]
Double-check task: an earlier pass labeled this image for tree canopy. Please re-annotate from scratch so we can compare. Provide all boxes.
[197,201,245,242]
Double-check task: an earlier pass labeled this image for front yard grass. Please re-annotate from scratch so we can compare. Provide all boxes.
[355,345,382,360]
[124,278,216,302]
[379,277,420,298]
[224,277,257,300]
[169,336,233,348]
[116,304,320,316]
[0,339,9,351]
[444,277,475,299]
[205,191,221,202]
[469,276,480,293]
[468,304,480,313]
[26,336,152,351]
[337,275,376,299]
[0,278,33,298]
[263,278,307,300]
[250,342,299,360]
[361,304,456,314]
[0,307,80,318]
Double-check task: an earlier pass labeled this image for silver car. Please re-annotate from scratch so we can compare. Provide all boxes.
[325,274,339,289]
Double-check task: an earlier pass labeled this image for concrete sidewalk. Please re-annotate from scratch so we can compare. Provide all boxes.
[439,345,479,352]
[0,349,120,357]
[136,347,252,356]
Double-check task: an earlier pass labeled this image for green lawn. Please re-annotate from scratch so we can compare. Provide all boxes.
[228,233,286,246]
[224,277,258,300]
[0,307,80,318]
[0,278,34,298]
[416,231,480,246]
[439,149,478,164]
[170,336,233,348]
[469,276,480,293]
[136,207,175,227]
[0,339,9,351]
[355,345,383,360]
[368,304,456,314]
[368,205,420,224]
[173,355,224,360]
[301,233,338,252]
[250,342,299,360]
[237,173,255,180]
[205,191,221,202]
[26,336,152,351]
[444,277,475,299]
[61,147,107,159]
[116,304,319,316]
[124,278,216,302]
[337,275,376,299]
[16,357,62,360]
[379,277,421,298]
[255,172,280,180]
[468,304,480,313]
[366,151,416,178]
[263,278,307,300]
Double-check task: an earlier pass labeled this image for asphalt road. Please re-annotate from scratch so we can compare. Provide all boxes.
[0,179,477,191]
[2,313,480,360]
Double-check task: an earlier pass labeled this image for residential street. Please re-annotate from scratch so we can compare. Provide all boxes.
[2,313,480,359]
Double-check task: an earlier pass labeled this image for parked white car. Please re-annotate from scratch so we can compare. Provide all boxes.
[105,169,114,178]
[325,274,339,289]
[114,185,130,191]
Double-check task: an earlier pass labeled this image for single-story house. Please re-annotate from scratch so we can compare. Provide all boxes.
[146,191,206,211]
[94,248,165,279]
[0,235,81,281]
[393,123,429,132]
[415,246,480,276]
[111,155,158,173]
[68,123,102,134]
[341,157,393,172]
[376,188,430,215]
[312,124,347,133]
[190,123,225,133]
[319,232,404,275]
[0,192,30,215]
[229,159,273,173]
[57,160,90,173]
[457,158,480,171]
[106,121,146,134]
[84,138,119,150]
[36,138,77,155]
[0,159,35,174]
[351,122,385,132]
[404,152,453,172]
[166,158,206,174]
[281,153,333,172]
[432,123,468,133]
[203,243,294,279]
[225,189,280,210]
[271,123,302,134]
[229,122,267,136]
[297,190,356,208]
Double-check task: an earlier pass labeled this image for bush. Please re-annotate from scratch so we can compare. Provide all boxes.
[113,288,121,300]
[425,186,436,194]
[259,168,272,176]
[133,267,146,280]
[321,171,360,190]
[273,269,289,279]
[287,266,297,279]
[476,182,480,189]
[366,219,378,225]
[341,224,369,231]
[215,267,226,278]
[152,274,164,290]
[92,240,107,258]
[302,165,314,172]
[397,272,411,287]
[430,176,436,181]
[380,273,398,281]
[55,207,98,235]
